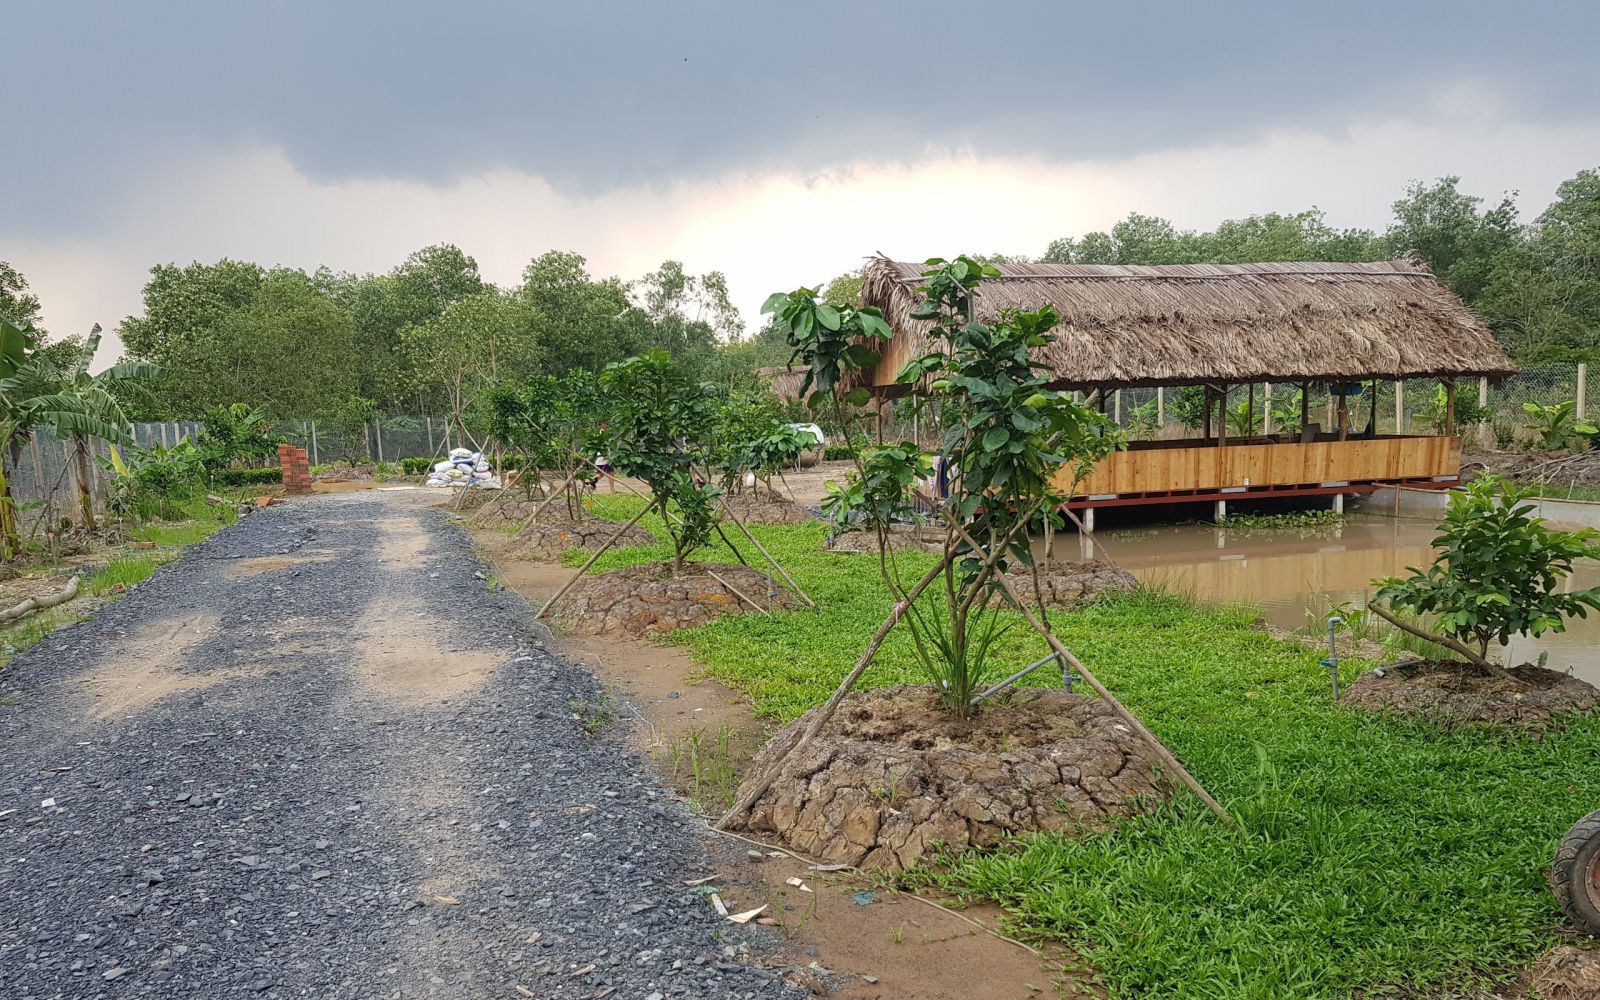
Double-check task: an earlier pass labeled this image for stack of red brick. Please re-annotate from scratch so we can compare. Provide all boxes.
[277,444,313,495]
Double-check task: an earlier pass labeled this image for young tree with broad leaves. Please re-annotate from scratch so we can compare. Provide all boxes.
[598,350,720,572]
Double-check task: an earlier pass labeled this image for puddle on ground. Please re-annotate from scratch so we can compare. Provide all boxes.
[1046,512,1600,686]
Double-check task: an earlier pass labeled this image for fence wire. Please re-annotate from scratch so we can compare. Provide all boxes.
[4,364,1591,531]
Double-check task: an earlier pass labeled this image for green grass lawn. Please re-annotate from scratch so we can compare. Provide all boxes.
[570,495,1600,999]
[1517,480,1600,503]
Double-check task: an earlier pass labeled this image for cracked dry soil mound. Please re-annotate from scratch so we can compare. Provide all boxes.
[556,562,798,636]
[1342,660,1600,731]
[729,685,1173,870]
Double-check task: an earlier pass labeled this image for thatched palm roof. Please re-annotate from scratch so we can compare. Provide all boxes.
[860,256,1516,389]
[757,365,808,401]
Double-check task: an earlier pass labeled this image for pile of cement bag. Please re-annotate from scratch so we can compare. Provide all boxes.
[425,448,502,489]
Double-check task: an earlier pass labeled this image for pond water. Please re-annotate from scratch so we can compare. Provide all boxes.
[1046,510,1600,686]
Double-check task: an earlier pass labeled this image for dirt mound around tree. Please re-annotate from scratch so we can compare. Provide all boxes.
[719,492,818,525]
[826,524,946,554]
[999,561,1138,608]
[505,520,657,559]
[1342,660,1600,730]
[727,685,1173,870]
[555,561,797,636]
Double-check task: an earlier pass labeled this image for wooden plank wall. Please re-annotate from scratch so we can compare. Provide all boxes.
[1064,436,1462,496]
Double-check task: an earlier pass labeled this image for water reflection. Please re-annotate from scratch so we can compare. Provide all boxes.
[1042,513,1600,685]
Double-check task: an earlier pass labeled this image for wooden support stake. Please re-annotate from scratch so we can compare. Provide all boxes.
[533,502,652,620]
[704,569,769,616]
[945,516,1235,827]
[718,553,951,829]
[1444,381,1457,436]
[718,499,814,607]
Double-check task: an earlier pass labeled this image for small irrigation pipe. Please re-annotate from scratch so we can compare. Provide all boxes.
[969,651,1063,706]
[1322,615,1342,701]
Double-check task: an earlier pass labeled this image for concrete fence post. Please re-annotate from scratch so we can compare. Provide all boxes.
[1477,377,1491,447]
[374,420,384,462]
[1156,387,1165,428]
[1262,383,1273,434]
[1579,363,1589,421]
[1395,380,1405,434]
[1113,389,1122,424]
[309,421,319,466]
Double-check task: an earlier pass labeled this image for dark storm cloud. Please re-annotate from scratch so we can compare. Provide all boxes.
[7,0,1599,231]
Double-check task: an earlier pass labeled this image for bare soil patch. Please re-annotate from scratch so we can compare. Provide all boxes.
[376,515,432,566]
[706,850,1092,1000]
[222,548,337,579]
[730,685,1173,870]
[353,596,508,705]
[1342,660,1600,730]
[77,613,256,719]
[1514,945,1600,1000]
[556,562,799,637]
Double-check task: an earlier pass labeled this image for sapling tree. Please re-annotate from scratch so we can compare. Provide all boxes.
[598,350,719,572]
[1372,474,1600,678]
[892,257,1120,714]
[482,371,601,514]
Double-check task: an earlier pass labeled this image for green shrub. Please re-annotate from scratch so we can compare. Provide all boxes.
[212,466,282,487]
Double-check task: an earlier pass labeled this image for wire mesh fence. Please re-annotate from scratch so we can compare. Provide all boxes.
[2,363,1591,531]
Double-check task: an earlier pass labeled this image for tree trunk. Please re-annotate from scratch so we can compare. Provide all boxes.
[0,465,18,561]
[74,434,97,533]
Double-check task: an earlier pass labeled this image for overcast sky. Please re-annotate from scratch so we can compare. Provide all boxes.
[7,1,1600,358]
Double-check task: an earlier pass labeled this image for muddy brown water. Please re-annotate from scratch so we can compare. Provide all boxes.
[1047,511,1600,687]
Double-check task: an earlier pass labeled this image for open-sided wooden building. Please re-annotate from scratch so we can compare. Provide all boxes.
[858,256,1517,518]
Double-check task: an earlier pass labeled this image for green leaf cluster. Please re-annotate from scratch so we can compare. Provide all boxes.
[1374,475,1600,658]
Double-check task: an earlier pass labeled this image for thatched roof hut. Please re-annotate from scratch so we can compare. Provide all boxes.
[757,365,808,401]
[860,256,1516,390]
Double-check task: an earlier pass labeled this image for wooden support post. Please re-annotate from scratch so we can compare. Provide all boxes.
[1245,383,1254,439]
[1395,380,1405,434]
[534,502,653,620]
[946,517,1234,826]
[1216,384,1228,447]
[1478,376,1491,447]
[1202,386,1212,440]
[1444,381,1457,436]
[1262,383,1273,435]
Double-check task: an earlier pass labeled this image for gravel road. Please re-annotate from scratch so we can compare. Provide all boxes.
[0,495,800,999]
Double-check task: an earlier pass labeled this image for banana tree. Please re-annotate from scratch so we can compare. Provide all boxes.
[29,325,161,532]
[0,321,143,556]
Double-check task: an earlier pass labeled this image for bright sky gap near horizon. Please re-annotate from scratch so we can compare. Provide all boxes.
[7,1,1600,360]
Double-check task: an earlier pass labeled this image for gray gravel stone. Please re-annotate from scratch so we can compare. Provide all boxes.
[0,497,798,999]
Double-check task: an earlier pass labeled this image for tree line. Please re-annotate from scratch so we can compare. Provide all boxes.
[0,167,1595,428]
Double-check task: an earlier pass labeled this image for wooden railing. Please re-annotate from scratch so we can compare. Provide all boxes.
[1059,434,1462,497]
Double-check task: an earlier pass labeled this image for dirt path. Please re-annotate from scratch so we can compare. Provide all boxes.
[482,528,1092,1000]
[0,494,799,999]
